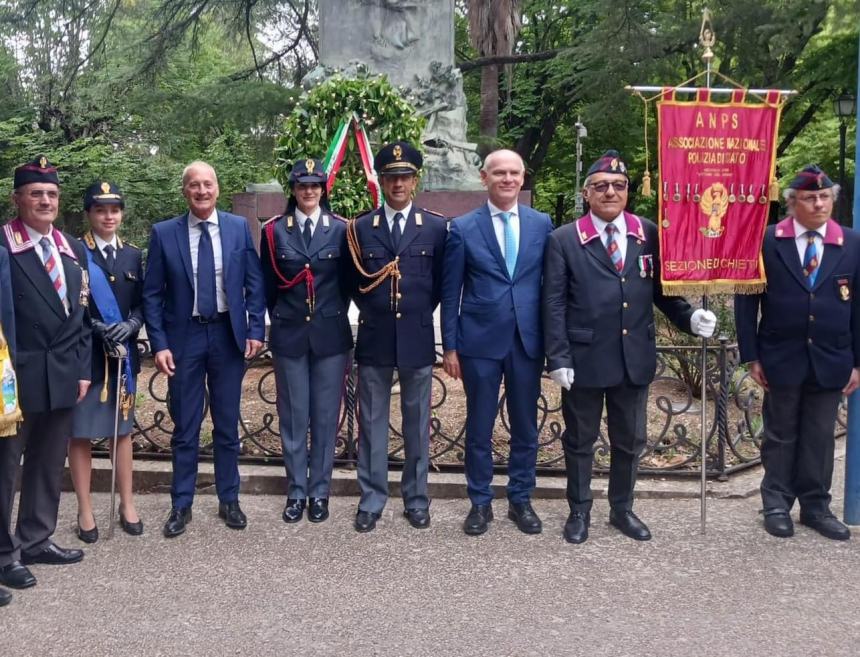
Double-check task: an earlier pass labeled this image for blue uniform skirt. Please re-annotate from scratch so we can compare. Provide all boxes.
[71,374,136,440]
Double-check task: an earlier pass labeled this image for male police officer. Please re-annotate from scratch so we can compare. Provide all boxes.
[736,165,857,541]
[348,141,447,533]
[0,157,91,593]
[542,150,715,544]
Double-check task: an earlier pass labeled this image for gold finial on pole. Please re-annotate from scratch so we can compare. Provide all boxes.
[699,8,716,64]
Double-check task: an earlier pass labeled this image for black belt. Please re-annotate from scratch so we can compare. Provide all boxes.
[192,312,229,324]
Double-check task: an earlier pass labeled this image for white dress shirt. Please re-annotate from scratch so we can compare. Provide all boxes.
[793,219,825,269]
[590,211,629,264]
[487,201,520,258]
[188,210,228,315]
[295,207,321,238]
[93,233,118,262]
[25,222,68,312]
[384,202,411,234]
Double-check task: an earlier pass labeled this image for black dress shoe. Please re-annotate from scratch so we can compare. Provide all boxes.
[563,511,590,544]
[76,516,99,544]
[354,510,381,533]
[163,507,192,538]
[800,513,850,540]
[218,501,247,530]
[0,562,36,589]
[609,509,652,541]
[463,504,493,536]
[119,510,144,536]
[22,542,84,565]
[0,586,11,607]
[508,502,542,534]
[308,498,329,523]
[762,509,794,538]
[404,508,431,529]
[282,498,306,524]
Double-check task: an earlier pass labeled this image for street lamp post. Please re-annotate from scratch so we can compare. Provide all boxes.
[834,93,856,224]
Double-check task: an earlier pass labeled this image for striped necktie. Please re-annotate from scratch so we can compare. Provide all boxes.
[39,236,67,304]
[605,224,624,273]
[500,211,517,277]
[802,231,819,286]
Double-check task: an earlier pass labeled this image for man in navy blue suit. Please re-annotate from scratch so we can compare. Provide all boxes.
[143,161,266,537]
[441,149,554,536]
[543,150,715,544]
[736,165,858,541]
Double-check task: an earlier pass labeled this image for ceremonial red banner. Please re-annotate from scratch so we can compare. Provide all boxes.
[657,91,782,294]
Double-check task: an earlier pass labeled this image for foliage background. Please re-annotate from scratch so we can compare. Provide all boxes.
[0,0,856,244]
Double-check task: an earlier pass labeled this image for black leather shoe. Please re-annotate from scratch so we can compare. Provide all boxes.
[463,504,493,536]
[119,510,144,536]
[508,502,542,534]
[308,498,329,523]
[354,510,381,533]
[218,501,247,530]
[404,508,431,529]
[22,542,84,565]
[800,513,850,540]
[563,511,590,544]
[0,562,36,589]
[282,498,306,523]
[609,509,652,541]
[163,507,192,538]
[762,509,794,538]
[76,515,99,544]
[0,587,10,607]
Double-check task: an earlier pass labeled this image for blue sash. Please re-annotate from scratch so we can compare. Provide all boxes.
[85,248,136,394]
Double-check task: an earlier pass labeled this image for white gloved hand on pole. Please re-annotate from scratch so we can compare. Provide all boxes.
[549,367,575,390]
[690,309,717,338]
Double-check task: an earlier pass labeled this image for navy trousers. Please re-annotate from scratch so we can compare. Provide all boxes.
[460,334,542,505]
[168,319,245,508]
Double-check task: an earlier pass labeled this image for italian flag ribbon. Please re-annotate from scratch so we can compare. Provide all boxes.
[321,114,382,209]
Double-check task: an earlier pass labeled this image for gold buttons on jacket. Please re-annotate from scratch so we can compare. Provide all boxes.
[621,277,626,283]
[305,316,311,322]
[396,312,402,319]
[622,329,628,335]
[809,315,815,322]
[623,302,629,309]
[304,263,310,269]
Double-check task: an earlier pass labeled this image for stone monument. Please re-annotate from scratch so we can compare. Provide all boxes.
[312,0,483,191]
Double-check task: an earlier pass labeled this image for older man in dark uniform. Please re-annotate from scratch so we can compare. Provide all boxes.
[0,157,91,594]
[347,141,447,533]
[736,165,857,541]
[542,150,715,544]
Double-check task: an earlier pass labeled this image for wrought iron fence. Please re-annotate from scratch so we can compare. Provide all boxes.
[105,337,832,479]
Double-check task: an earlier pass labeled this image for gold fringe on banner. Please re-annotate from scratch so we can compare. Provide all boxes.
[661,281,766,297]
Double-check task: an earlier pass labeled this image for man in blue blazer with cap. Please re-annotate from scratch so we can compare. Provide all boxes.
[143,161,265,537]
[441,149,554,536]
[735,165,858,541]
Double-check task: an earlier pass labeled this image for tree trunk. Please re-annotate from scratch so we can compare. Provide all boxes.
[478,64,499,156]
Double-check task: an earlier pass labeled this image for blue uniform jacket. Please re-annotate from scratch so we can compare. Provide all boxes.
[735,217,860,389]
[441,203,553,360]
[142,211,266,357]
[542,212,694,388]
[260,212,353,358]
[350,206,447,368]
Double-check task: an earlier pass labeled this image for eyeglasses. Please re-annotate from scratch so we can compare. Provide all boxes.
[795,192,832,204]
[588,181,628,194]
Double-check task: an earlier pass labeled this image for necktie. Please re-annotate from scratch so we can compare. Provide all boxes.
[802,231,819,286]
[605,224,624,273]
[392,212,403,251]
[500,211,517,277]
[302,217,313,249]
[197,221,217,319]
[103,244,115,272]
[39,236,67,303]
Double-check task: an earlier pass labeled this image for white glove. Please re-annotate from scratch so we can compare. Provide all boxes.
[690,309,717,338]
[549,367,575,390]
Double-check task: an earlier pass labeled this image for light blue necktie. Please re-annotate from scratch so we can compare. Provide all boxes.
[500,211,517,278]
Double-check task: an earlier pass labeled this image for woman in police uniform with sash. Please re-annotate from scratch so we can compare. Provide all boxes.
[260,159,352,524]
[68,182,144,542]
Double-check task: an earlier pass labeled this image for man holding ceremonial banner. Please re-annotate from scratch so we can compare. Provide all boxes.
[735,165,856,541]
